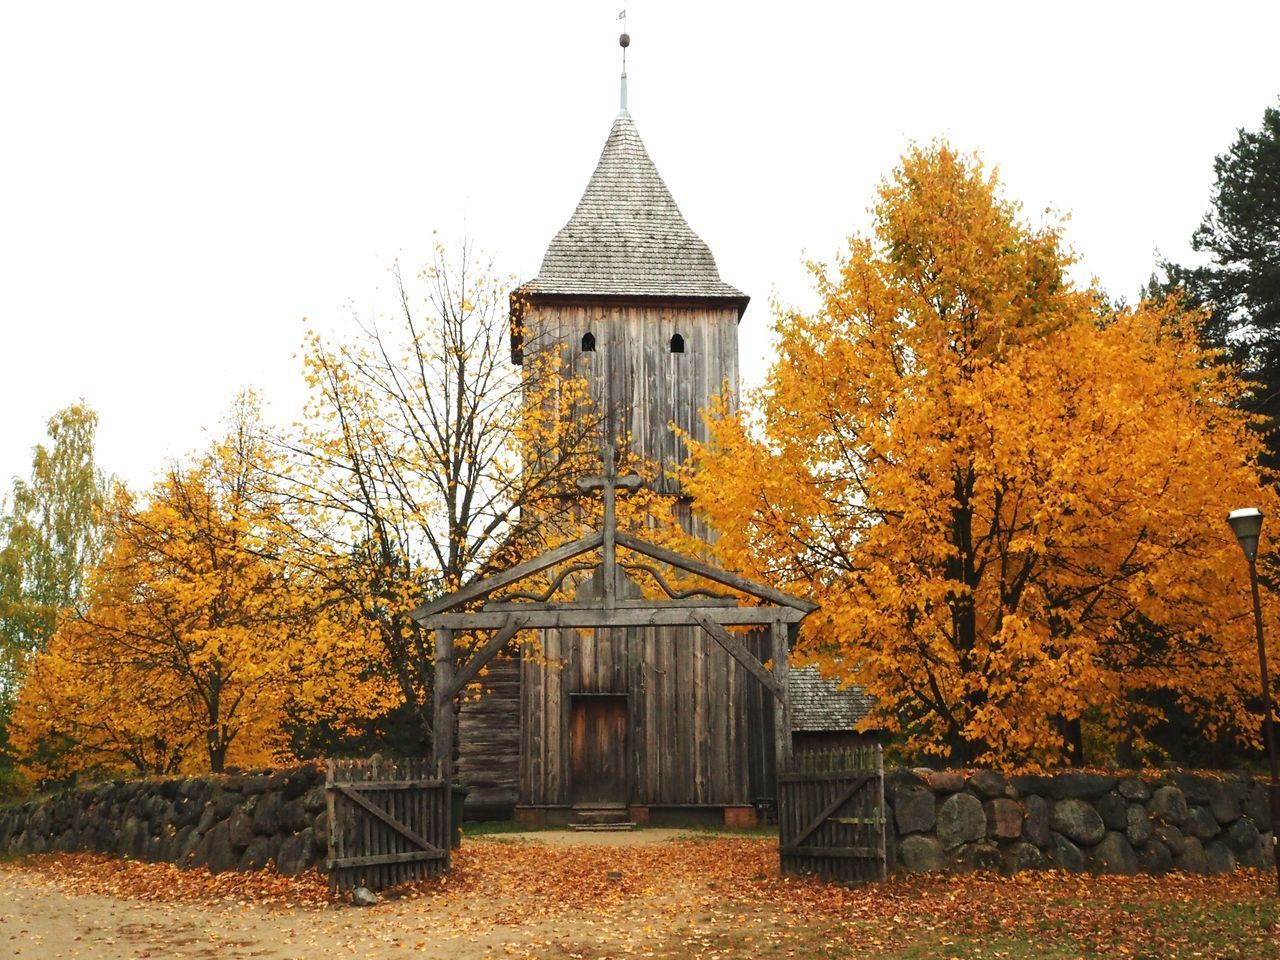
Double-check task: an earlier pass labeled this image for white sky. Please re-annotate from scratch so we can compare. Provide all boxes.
[2,1,1278,491]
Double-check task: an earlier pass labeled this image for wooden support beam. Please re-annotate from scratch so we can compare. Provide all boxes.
[482,597,735,612]
[693,614,783,701]
[419,603,805,631]
[614,533,817,613]
[771,618,793,767]
[432,627,455,782]
[443,616,527,701]
[409,532,603,622]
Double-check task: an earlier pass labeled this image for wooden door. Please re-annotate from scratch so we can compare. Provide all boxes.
[570,695,628,804]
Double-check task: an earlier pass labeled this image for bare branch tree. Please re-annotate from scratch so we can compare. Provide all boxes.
[278,241,600,747]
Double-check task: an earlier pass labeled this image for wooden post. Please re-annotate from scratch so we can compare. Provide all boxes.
[771,618,792,766]
[433,627,456,782]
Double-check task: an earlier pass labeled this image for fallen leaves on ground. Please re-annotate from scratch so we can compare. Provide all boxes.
[10,850,337,908]
[8,837,1280,959]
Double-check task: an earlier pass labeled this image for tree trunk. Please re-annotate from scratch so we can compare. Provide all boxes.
[209,741,227,774]
[1058,716,1085,766]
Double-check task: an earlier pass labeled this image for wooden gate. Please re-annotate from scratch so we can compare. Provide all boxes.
[325,758,450,892]
[778,745,886,884]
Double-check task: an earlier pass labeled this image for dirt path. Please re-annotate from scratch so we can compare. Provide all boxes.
[0,877,570,959]
[1,835,779,960]
[5,836,1279,960]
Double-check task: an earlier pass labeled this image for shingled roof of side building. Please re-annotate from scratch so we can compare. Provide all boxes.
[789,664,875,732]
[522,111,749,311]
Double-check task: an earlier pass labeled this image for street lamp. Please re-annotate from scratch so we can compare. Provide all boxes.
[1227,507,1280,894]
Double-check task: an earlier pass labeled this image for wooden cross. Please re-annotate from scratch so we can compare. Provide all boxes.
[575,443,644,607]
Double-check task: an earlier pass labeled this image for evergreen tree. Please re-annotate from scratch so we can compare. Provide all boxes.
[1162,100,1280,466]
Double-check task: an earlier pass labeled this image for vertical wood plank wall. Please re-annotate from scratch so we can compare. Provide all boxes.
[518,624,776,806]
[523,299,741,496]
[506,298,776,809]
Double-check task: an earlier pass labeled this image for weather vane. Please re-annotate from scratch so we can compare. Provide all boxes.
[617,7,630,113]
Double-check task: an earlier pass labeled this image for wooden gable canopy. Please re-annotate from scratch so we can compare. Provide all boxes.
[408,451,817,784]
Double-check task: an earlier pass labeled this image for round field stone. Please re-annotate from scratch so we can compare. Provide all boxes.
[1154,823,1186,855]
[278,798,308,834]
[252,791,282,835]
[984,798,1023,840]
[1204,840,1236,875]
[898,834,944,873]
[893,785,937,835]
[1002,841,1045,875]
[1137,838,1173,875]
[968,770,1009,799]
[1225,817,1261,855]
[228,804,256,850]
[1050,832,1088,873]
[1098,791,1127,831]
[1047,773,1118,801]
[1174,837,1208,874]
[1243,782,1270,825]
[953,841,1002,873]
[937,792,986,849]
[1208,781,1242,825]
[1149,786,1188,826]
[1050,799,1106,846]
[918,770,966,794]
[1125,803,1153,847]
[1092,831,1138,875]
[1185,806,1219,842]
[239,835,278,871]
[1171,773,1212,805]
[1023,794,1051,847]
[276,828,313,876]
[1118,778,1151,802]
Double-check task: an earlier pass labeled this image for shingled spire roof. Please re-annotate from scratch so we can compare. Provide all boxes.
[525,112,748,310]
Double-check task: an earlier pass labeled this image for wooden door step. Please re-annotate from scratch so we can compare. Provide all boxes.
[570,822,636,832]
[573,811,630,825]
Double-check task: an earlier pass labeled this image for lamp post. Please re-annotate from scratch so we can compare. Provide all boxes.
[1227,507,1280,894]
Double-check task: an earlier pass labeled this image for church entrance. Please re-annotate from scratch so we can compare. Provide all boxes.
[569,694,629,806]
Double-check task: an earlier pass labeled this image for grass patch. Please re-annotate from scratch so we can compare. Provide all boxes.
[671,825,778,841]
[460,819,558,835]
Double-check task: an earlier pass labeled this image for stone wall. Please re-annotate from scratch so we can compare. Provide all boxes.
[0,765,328,875]
[887,768,1275,876]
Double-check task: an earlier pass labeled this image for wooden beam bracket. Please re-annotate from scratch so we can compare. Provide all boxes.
[692,613,783,701]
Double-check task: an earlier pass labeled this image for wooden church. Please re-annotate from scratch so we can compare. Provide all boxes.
[442,55,870,827]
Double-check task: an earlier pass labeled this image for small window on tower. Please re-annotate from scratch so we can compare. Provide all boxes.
[670,333,685,354]
[581,331,596,352]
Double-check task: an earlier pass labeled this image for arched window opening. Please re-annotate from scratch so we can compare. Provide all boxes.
[669,332,685,354]
[581,331,596,352]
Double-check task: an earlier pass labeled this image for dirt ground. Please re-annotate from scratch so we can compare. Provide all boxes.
[1,830,776,960]
[3,831,1278,960]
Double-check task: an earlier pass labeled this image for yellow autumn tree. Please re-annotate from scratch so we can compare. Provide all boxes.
[11,395,391,778]
[683,144,1277,768]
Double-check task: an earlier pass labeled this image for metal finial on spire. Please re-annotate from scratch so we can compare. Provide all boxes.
[618,8,630,114]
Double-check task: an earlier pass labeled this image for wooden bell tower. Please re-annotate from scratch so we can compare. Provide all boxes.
[509,102,749,513]
[461,34,785,827]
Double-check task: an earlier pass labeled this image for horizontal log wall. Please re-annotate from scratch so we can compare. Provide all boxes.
[456,655,520,817]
